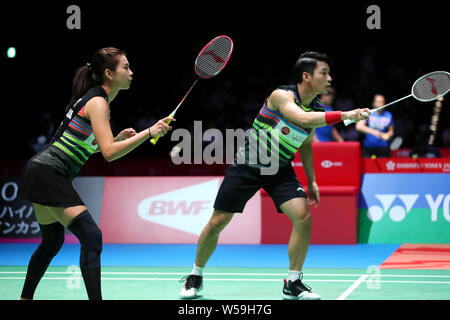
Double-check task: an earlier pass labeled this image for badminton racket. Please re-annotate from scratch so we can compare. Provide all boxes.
[344,71,450,126]
[150,35,234,144]
[389,136,403,151]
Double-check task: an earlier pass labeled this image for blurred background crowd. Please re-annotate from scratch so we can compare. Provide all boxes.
[2,0,448,160]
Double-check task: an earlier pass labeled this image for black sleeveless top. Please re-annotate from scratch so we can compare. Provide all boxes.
[32,86,109,180]
[235,84,325,169]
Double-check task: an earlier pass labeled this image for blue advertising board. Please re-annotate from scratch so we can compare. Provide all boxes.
[359,174,450,243]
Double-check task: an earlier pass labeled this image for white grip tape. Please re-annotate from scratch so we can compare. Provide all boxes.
[343,119,354,126]
[343,112,370,126]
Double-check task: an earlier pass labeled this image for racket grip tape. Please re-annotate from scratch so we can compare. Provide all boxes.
[149,115,174,145]
[343,119,354,126]
[343,112,370,126]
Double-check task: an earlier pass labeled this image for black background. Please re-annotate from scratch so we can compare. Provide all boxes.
[1,0,449,160]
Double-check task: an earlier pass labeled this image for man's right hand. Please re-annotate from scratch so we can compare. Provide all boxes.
[342,108,371,122]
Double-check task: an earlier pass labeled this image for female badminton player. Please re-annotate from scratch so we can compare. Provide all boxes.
[19,47,173,300]
[180,51,370,300]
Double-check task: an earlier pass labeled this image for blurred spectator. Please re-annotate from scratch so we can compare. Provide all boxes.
[313,88,344,142]
[409,127,441,158]
[356,94,394,157]
[5,43,448,160]
[334,89,355,111]
[135,108,158,132]
[442,128,450,147]
[28,112,56,155]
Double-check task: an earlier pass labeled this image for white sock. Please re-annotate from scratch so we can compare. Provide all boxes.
[288,270,301,282]
[191,264,204,276]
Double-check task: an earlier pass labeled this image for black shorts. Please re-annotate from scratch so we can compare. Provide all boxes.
[19,159,84,207]
[214,163,306,213]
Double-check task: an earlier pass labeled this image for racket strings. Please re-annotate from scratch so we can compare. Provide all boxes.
[195,37,233,78]
[413,71,450,101]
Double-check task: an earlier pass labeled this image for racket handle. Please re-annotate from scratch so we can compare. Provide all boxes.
[150,115,174,145]
[343,119,354,126]
[343,111,371,126]
[150,135,162,145]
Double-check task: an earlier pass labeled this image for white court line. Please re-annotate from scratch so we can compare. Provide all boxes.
[1,276,450,285]
[336,275,369,300]
[1,271,450,278]
[0,277,352,282]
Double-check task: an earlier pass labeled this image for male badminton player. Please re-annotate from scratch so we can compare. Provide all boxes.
[180,51,370,300]
[19,47,173,300]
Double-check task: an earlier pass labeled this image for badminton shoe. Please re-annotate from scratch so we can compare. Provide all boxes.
[179,274,203,299]
[282,273,321,300]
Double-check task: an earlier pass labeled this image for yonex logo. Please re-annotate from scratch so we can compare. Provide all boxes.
[367,194,419,222]
[367,194,450,222]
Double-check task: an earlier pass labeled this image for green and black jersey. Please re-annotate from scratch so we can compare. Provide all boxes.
[32,86,108,180]
[235,84,325,170]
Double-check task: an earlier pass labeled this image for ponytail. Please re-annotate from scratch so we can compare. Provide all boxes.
[66,65,98,112]
[66,47,126,112]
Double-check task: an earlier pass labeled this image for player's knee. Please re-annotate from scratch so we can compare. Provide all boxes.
[81,228,103,267]
[67,210,103,268]
[32,222,65,264]
[207,212,232,234]
[42,222,65,253]
[83,228,103,253]
[292,210,312,228]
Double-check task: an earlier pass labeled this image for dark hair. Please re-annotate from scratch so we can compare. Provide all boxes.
[66,47,126,112]
[290,51,331,84]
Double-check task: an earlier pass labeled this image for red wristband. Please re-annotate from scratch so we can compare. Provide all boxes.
[325,111,342,125]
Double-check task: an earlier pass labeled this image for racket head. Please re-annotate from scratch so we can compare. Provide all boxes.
[411,71,450,102]
[195,35,234,79]
[390,136,403,150]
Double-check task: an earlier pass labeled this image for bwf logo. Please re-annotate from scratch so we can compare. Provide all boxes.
[137,179,219,235]
[367,194,450,222]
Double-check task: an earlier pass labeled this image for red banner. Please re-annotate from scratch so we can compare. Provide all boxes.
[292,142,361,187]
[362,158,450,173]
[391,148,450,158]
[262,142,361,244]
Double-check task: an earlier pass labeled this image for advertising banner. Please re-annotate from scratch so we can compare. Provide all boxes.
[293,142,361,187]
[359,173,450,243]
[0,178,40,240]
[100,177,261,244]
[362,158,450,173]
[0,177,105,243]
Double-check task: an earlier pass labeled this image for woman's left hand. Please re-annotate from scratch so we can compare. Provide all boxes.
[92,128,137,147]
[114,128,137,142]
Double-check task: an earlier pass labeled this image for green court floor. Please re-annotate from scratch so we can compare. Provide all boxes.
[1,266,449,300]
